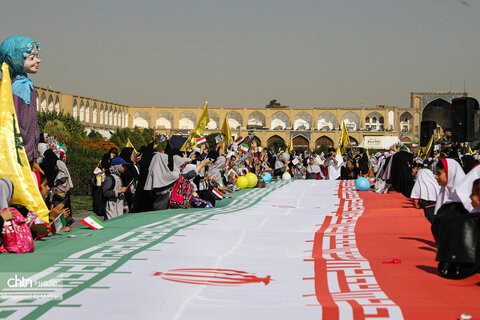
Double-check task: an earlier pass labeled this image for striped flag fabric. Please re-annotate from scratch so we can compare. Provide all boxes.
[196,135,206,145]
[81,215,106,230]
[240,143,249,153]
[212,188,231,199]
[53,212,66,232]
[248,130,255,139]
[235,136,245,145]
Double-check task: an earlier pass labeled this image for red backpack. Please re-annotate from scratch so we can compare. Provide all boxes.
[169,177,194,209]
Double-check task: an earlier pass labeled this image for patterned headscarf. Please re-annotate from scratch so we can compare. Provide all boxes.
[0,35,41,103]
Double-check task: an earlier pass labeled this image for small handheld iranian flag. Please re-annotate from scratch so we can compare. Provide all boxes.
[235,136,245,145]
[53,212,66,232]
[248,130,255,139]
[212,188,231,199]
[81,215,105,230]
[240,143,249,153]
[196,135,206,145]
[57,141,67,153]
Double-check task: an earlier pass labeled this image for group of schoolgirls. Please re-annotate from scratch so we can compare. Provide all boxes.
[397,151,480,279]
[93,136,279,219]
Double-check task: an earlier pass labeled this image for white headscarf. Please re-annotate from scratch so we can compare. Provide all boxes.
[306,157,320,173]
[410,169,440,201]
[434,158,466,215]
[144,153,189,190]
[454,164,480,213]
[0,178,13,210]
[274,154,285,170]
[209,156,226,183]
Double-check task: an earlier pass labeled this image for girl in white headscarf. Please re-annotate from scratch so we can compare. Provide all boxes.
[410,168,440,222]
[433,158,465,216]
[432,158,480,279]
[454,164,480,213]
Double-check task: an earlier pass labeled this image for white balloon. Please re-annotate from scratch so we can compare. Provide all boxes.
[282,172,292,180]
[282,152,290,161]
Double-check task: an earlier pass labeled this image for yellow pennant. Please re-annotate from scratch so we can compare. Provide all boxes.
[337,121,351,155]
[220,113,233,147]
[0,63,49,222]
[181,101,210,151]
[125,138,137,153]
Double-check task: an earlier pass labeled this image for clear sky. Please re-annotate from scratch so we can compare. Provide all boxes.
[1,0,479,109]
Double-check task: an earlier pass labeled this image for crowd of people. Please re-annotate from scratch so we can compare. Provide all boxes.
[1,34,479,282]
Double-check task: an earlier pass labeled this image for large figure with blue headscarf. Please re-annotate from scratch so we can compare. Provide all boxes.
[0,35,41,163]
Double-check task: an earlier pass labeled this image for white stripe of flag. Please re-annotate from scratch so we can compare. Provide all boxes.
[196,136,206,145]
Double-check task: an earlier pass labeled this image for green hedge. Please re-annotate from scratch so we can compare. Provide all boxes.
[67,143,104,196]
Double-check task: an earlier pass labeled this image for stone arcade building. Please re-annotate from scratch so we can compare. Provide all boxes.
[33,86,469,150]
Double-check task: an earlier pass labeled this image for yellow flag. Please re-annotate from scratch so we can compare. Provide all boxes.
[181,101,210,151]
[286,139,293,153]
[421,135,434,159]
[468,146,474,154]
[0,63,49,222]
[220,113,233,147]
[366,149,370,158]
[336,121,351,155]
[125,138,137,153]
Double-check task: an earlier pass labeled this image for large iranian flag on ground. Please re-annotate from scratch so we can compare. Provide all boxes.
[0,180,480,319]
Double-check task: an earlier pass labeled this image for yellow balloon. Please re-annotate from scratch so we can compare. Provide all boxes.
[245,173,258,188]
[236,176,248,189]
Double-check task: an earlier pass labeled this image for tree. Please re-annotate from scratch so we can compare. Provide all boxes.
[268,139,287,152]
[315,144,330,155]
[88,130,103,139]
[266,99,289,109]
[206,132,220,148]
[43,120,70,141]
[108,127,158,150]
[38,111,87,141]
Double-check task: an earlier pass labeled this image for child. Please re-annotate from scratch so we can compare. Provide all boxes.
[432,159,480,279]
[103,157,129,219]
[0,36,41,163]
[470,178,480,210]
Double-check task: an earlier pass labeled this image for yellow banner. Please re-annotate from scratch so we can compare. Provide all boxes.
[0,63,49,222]
[422,135,434,159]
[287,139,293,153]
[125,138,136,153]
[220,113,233,147]
[336,121,351,155]
[181,101,210,151]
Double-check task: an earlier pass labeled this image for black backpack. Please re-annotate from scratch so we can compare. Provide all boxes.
[92,175,115,217]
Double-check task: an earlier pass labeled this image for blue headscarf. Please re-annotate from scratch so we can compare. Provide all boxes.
[0,35,41,104]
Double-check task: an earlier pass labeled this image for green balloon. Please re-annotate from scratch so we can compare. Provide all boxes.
[245,172,258,188]
[236,176,248,189]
